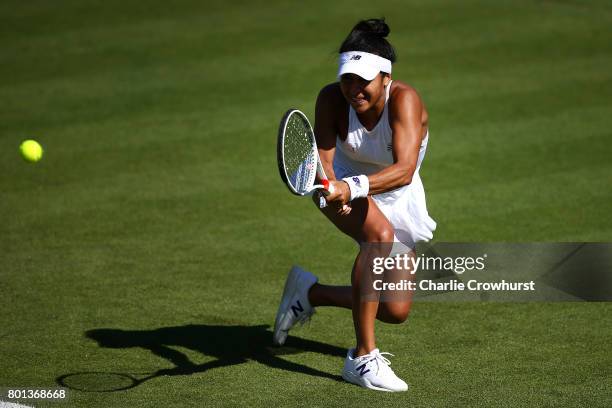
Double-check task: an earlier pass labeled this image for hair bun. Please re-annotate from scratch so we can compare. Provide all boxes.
[352,18,390,38]
[339,18,396,62]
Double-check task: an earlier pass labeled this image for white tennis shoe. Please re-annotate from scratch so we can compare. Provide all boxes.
[342,348,408,392]
[273,265,318,346]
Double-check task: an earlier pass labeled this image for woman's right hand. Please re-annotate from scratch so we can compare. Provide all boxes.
[324,180,351,205]
[322,180,352,215]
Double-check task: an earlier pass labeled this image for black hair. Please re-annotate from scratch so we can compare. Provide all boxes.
[339,18,396,63]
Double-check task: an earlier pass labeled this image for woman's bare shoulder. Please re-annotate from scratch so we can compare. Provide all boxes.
[316,82,348,133]
[389,80,423,103]
[389,80,429,130]
[317,82,345,106]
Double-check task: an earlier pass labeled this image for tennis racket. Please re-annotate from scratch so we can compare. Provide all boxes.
[277,109,334,208]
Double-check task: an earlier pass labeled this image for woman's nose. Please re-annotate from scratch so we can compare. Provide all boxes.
[350,82,363,95]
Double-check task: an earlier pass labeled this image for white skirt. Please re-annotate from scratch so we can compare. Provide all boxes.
[335,164,436,249]
[371,172,436,248]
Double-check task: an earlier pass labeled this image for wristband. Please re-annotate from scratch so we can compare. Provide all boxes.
[342,175,369,201]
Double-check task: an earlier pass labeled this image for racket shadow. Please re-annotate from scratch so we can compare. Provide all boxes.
[57,324,346,392]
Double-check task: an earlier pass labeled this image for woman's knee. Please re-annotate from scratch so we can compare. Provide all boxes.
[378,302,411,324]
[365,225,395,243]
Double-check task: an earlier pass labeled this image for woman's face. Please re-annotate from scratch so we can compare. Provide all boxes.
[339,73,390,114]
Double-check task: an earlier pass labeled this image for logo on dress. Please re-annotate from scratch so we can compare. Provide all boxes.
[387,143,393,151]
[349,55,362,61]
[352,176,361,186]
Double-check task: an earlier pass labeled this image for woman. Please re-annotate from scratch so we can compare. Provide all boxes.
[273,18,436,392]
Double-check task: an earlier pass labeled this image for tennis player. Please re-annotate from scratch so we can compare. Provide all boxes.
[274,18,436,392]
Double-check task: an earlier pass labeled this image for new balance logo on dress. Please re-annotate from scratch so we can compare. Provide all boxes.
[350,55,362,60]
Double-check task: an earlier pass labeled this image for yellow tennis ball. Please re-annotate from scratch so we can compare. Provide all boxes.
[19,139,44,163]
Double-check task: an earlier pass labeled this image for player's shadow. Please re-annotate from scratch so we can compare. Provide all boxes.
[57,324,346,391]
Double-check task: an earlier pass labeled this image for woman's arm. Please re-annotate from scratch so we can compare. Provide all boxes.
[314,84,353,213]
[367,85,424,195]
[314,84,343,182]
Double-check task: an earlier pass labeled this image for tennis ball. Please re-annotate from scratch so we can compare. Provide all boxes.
[19,139,43,163]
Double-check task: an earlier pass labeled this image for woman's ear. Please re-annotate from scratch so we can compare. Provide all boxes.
[383,74,391,87]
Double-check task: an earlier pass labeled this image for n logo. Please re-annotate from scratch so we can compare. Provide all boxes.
[355,362,371,376]
[291,300,304,317]
[349,55,362,61]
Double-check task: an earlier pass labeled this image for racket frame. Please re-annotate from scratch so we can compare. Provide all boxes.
[277,109,333,206]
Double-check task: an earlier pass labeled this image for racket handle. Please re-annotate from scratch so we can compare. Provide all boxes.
[318,179,334,208]
[319,194,327,208]
[320,179,335,196]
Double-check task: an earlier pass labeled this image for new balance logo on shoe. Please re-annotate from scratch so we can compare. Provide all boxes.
[355,362,371,376]
[290,300,304,317]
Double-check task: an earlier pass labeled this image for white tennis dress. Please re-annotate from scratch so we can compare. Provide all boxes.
[333,81,437,248]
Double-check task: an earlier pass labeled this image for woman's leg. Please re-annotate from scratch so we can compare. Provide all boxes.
[310,196,413,356]
[309,282,412,324]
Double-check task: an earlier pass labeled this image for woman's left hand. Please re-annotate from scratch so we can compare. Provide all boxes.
[338,202,352,215]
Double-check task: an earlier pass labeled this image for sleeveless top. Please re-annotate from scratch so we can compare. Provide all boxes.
[333,80,430,177]
[332,80,436,246]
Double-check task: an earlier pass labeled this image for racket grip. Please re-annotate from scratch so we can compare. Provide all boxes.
[320,179,335,196]
[318,179,334,208]
[319,194,327,208]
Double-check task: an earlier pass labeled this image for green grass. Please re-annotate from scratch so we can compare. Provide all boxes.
[1,0,611,406]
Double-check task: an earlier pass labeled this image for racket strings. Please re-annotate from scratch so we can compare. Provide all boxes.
[284,114,317,192]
